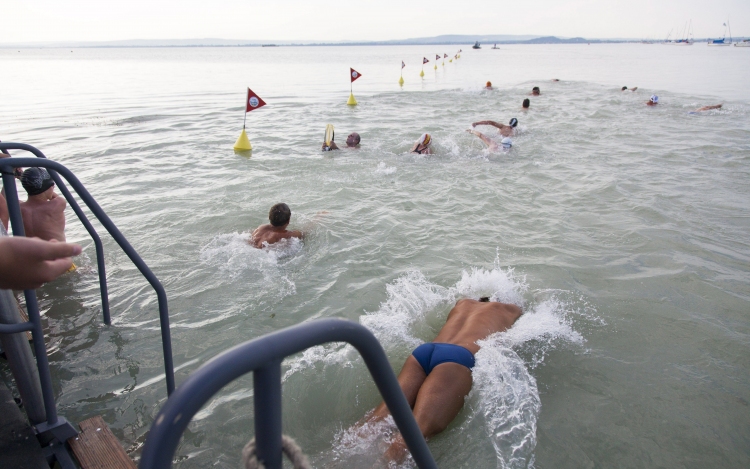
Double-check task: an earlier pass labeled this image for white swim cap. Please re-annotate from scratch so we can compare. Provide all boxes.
[650,95,659,103]
[501,137,512,147]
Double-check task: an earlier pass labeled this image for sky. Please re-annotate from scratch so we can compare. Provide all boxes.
[3,0,749,44]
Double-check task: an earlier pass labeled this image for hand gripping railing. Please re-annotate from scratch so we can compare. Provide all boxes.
[139,318,438,469]
[0,147,175,397]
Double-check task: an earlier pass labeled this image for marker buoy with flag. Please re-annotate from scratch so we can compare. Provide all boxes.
[234,88,267,151]
[434,55,439,70]
[443,53,447,66]
[420,57,428,77]
[348,67,361,105]
[399,61,405,86]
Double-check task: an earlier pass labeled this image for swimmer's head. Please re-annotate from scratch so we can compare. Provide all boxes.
[622,86,628,91]
[650,95,659,103]
[346,132,361,147]
[418,133,431,146]
[509,118,518,128]
[501,137,513,148]
[486,81,492,88]
[268,203,291,227]
[522,99,530,109]
[21,167,55,196]
[532,86,540,95]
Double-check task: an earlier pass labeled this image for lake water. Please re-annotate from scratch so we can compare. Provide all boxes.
[1,44,749,468]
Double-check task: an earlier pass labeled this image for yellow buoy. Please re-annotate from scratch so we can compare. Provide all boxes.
[233,128,252,151]
[398,76,404,86]
[433,64,437,70]
[449,59,453,63]
[347,92,358,106]
[419,69,425,77]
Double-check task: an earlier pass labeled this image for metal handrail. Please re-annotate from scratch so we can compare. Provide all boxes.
[1,142,111,324]
[0,152,175,396]
[139,318,438,469]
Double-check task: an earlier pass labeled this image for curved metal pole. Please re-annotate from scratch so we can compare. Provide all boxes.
[0,142,110,324]
[139,318,438,469]
[0,156,175,395]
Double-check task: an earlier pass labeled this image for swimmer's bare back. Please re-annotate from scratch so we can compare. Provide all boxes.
[432,299,522,354]
[249,224,302,248]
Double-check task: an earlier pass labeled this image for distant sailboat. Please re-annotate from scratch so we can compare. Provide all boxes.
[491,43,499,49]
[472,41,481,49]
[708,21,733,46]
[735,39,750,47]
[673,20,694,45]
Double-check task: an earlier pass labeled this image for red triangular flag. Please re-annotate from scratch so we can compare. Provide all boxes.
[245,88,267,112]
[436,54,440,60]
[444,53,448,58]
[423,57,429,64]
[401,61,406,69]
[350,68,362,82]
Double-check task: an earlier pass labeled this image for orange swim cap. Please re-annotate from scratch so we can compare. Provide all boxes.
[486,81,492,87]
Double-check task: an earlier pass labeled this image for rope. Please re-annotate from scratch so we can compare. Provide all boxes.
[242,435,312,469]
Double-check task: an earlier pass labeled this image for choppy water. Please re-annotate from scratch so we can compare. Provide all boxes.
[1,44,749,468]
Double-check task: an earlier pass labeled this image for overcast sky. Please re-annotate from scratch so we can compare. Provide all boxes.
[4,0,749,43]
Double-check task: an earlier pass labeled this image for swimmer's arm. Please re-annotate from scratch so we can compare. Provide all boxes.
[697,104,722,111]
[472,120,504,130]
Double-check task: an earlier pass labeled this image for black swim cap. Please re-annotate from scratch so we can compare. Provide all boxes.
[509,118,518,127]
[21,167,55,196]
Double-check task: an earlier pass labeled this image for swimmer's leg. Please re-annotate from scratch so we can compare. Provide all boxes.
[368,355,426,421]
[466,129,495,148]
[384,362,473,462]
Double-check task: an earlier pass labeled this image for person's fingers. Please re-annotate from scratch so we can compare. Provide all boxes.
[36,240,82,260]
[43,258,74,281]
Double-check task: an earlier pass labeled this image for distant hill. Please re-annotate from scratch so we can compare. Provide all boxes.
[2,34,635,48]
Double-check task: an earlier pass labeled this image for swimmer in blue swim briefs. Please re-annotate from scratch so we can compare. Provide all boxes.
[364,297,522,463]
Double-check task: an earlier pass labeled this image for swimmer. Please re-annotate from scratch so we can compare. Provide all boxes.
[471,117,518,137]
[410,133,433,155]
[360,297,523,464]
[530,86,541,96]
[621,86,638,92]
[20,168,67,242]
[551,78,560,82]
[694,104,722,112]
[646,95,659,106]
[345,132,361,148]
[485,81,493,90]
[250,203,302,248]
[522,98,530,110]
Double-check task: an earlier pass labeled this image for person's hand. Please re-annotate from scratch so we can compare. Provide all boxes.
[0,237,82,290]
[471,122,477,127]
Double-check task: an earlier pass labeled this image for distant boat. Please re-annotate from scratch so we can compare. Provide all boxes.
[708,21,732,46]
[735,39,750,47]
[472,41,481,49]
[491,44,499,49]
[261,44,278,47]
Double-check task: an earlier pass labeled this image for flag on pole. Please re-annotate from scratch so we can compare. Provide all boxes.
[350,68,362,82]
[423,57,429,64]
[245,88,267,112]
[444,53,448,58]
[401,61,406,69]
[436,54,440,60]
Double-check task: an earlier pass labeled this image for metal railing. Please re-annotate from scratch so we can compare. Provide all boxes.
[139,318,438,469]
[0,145,175,396]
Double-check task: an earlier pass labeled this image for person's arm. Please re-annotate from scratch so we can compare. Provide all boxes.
[472,120,504,130]
[0,237,81,289]
[0,194,8,230]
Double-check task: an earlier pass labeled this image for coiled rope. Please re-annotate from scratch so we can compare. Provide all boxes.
[242,435,312,469]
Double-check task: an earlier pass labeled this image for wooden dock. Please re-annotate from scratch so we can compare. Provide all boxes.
[68,416,136,469]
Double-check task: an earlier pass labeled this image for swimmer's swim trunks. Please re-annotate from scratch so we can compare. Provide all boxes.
[412,343,475,374]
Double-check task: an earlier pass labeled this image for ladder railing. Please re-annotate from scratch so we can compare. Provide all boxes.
[139,318,438,469]
[0,146,175,396]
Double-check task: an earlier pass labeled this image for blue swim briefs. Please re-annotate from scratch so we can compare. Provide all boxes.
[412,343,475,375]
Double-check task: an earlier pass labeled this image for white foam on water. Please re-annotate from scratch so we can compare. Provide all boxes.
[199,232,302,297]
[375,161,397,175]
[360,270,454,349]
